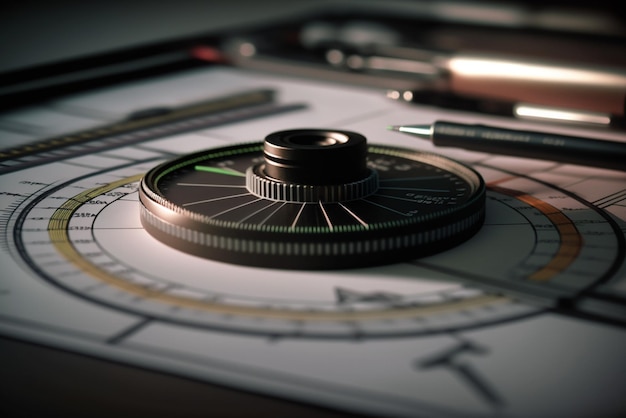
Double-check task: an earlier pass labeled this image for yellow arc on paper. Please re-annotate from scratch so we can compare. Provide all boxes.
[47,175,509,321]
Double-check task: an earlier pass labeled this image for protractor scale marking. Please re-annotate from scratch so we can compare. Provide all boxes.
[14,157,619,338]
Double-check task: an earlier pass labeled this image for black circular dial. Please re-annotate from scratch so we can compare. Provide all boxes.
[139,129,486,269]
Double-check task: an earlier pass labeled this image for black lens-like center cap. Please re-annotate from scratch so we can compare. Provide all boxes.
[263,129,369,184]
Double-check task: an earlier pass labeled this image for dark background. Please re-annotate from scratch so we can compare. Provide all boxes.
[1,0,623,74]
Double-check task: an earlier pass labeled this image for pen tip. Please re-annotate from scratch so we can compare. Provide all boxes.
[386,124,432,139]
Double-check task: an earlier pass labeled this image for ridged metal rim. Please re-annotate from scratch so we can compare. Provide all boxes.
[245,165,379,202]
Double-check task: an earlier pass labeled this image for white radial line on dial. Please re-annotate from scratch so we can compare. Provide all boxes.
[256,201,287,226]
[319,201,334,230]
[290,203,307,229]
[338,202,369,228]
[237,199,281,224]
[182,192,251,207]
[363,198,410,216]
[209,197,263,219]
[374,194,445,204]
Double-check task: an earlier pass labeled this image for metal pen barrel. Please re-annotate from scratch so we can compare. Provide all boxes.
[431,121,626,171]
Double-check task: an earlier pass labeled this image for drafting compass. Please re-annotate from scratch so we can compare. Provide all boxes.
[139,129,486,268]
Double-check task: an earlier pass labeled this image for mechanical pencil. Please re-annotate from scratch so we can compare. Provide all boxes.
[388,121,626,171]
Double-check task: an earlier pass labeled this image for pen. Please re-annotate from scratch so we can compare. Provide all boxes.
[386,89,617,127]
[388,121,626,171]
[332,46,626,117]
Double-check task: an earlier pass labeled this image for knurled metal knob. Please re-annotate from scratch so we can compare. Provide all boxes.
[246,165,378,202]
[245,129,379,202]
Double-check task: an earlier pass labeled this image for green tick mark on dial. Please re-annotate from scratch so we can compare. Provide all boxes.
[194,165,246,177]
